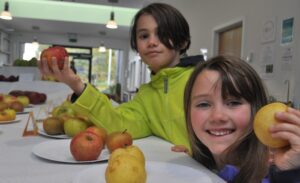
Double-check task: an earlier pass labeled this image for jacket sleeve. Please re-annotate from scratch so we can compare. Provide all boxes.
[70,83,152,138]
[269,165,300,183]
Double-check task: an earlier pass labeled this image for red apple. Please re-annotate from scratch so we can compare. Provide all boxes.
[0,102,9,112]
[106,129,133,153]
[9,101,24,112]
[40,46,68,70]
[70,131,104,161]
[86,126,108,145]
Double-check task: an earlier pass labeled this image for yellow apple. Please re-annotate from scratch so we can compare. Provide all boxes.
[17,96,30,107]
[0,108,16,121]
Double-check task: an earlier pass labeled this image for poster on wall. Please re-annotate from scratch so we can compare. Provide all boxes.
[259,44,275,79]
[261,18,276,44]
[281,17,294,45]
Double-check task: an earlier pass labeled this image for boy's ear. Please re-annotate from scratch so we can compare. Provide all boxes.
[181,41,188,50]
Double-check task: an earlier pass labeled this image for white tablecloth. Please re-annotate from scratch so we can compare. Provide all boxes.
[0,110,225,183]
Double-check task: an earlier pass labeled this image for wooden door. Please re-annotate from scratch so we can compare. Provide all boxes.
[218,25,242,57]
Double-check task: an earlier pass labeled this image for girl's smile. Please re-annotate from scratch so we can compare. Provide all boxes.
[190,69,251,157]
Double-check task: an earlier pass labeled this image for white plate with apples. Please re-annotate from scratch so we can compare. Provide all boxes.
[32,139,109,163]
[37,122,70,139]
[73,161,214,183]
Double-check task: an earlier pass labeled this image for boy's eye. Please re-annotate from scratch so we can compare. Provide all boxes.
[138,33,149,40]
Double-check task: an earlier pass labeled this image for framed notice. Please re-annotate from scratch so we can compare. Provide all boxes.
[281,17,294,45]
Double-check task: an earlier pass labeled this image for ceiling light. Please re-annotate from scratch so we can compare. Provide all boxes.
[99,42,106,52]
[106,11,118,29]
[0,2,12,20]
[32,37,39,47]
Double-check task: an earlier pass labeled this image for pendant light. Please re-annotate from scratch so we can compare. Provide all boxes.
[0,1,12,20]
[106,11,118,29]
[99,42,106,52]
[32,37,39,47]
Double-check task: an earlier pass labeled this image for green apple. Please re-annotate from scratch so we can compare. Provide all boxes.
[55,106,76,118]
[17,96,30,107]
[64,118,88,137]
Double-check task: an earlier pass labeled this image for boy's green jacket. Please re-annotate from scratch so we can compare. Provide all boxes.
[71,66,194,150]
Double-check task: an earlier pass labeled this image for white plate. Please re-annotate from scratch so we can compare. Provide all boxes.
[73,161,213,183]
[16,107,32,114]
[0,117,21,124]
[37,123,70,139]
[32,139,109,163]
[38,128,70,139]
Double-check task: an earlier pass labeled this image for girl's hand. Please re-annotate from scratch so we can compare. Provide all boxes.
[171,145,190,155]
[270,107,300,170]
[38,57,85,95]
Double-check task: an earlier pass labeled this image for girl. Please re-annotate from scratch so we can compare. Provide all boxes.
[38,3,200,150]
[184,55,300,182]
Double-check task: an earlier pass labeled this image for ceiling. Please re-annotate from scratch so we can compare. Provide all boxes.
[0,0,153,40]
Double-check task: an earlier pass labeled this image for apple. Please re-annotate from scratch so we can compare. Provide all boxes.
[85,126,108,145]
[43,117,64,135]
[3,95,17,105]
[9,101,24,112]
[55,106,76,118]
[106,130,133,153]
[70,131,104,161]
[0,108,16,121]
[0,102,9,111]
[40,46,68,70]
[17,96,30,107]
[64,117,88,137]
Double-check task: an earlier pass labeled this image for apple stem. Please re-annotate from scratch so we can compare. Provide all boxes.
[122,129,127,134]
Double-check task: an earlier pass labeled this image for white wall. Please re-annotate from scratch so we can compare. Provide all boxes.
[156,0,300,108]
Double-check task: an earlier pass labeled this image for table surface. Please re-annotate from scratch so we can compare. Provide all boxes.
[0,104,225,183]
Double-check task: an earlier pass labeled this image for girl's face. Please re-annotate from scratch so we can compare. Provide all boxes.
[190,69,251,159]
[135,14,180,73]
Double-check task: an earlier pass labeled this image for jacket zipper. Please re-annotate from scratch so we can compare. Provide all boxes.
[164,77,168,94]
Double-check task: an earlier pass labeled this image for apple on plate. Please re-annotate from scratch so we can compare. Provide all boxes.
[3,95,17,105]
[0,108,16,121]
[40,46,68,70]
[43,117,64,135]
[17,96,30,107]
[0,101,9,112]
[64,117,88,137]
[106,130,133,153]
[54,106,76,118]
[9,101,24,112]
[70,131,104,161]
[85,126,107,145]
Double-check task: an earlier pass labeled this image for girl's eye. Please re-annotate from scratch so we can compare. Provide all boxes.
[227,100,242,107]
[195,102,210,108]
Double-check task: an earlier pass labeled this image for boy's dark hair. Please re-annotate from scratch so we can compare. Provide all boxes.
[130,3,190,55]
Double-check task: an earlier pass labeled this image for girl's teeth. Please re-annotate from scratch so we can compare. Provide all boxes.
[209,130,232,136]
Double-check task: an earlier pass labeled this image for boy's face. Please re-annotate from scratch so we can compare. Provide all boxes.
[135,14,180,73]
[190,69,251,160]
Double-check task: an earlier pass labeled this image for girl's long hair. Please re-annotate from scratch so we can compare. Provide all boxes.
[184,55,269,182]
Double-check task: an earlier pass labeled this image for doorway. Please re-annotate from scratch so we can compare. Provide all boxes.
[213,18,244,58]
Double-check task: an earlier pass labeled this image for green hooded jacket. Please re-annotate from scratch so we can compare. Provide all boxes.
[71,66,194,150]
